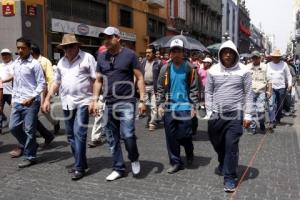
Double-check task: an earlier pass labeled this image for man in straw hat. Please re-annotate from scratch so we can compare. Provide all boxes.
[43,33,97,180]
[266,49,292,126]
[90,26,146,181]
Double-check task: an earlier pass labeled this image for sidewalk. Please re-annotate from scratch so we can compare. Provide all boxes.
[0,101,299,200]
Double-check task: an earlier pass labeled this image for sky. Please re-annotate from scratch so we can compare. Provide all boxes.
[245,0,295,52]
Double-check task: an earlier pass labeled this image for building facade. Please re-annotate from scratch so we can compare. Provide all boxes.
[222,0,238,45]
[188,0,222,46]
[237,0,251,54]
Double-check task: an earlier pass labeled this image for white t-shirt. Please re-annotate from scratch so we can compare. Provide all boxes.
[0,61,14,94]
[266,61,292,89]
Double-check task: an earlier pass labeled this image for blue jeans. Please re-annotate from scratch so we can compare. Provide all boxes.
[9,101,40,161]
[271,88,286,122]
[63,106,89,172]
[208,111,243,182]
[103,102,139,173]
[163,110,194,166]
[250,92,266,130]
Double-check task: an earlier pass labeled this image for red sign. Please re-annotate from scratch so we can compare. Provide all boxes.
[2,4,15,16]
[27,5,36,16]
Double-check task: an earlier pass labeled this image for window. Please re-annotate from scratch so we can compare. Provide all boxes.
[178,0,186,20]
[169,0,174,17]
[119,7,133,28]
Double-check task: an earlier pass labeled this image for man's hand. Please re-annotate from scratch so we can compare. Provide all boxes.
[138,102,146,115]
[158,106,164,118]
[243,119,251,128]
[266,91,272,99]
[191,108,197,117]
[21,97,35,107]
[42,100,51,113]
[287,86,292,92]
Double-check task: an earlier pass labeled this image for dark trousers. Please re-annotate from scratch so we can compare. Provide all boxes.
[273,88,286,122]
[164,110,194,166]
[37,119,54,141]
[0,94,12,128]
[208,111,243,182]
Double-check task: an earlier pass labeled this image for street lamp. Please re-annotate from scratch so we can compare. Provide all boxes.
[222,32,230,42]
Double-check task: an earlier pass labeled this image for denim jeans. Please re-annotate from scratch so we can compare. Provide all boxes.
[163,110,194,166]
[9,101,40,161]
[63,106,89,172]
[208,111,243,182]
[272,88,286,122]
[250,92,266,130]
[103,102,139,173]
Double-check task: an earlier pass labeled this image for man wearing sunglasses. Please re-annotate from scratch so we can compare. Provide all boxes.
[43,33,97,181]
[90,26,146,181]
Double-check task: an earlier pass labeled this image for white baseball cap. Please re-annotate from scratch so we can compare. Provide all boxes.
[202,57,212,63]
[1,48,12,54]
[99,26,120,37]
[170,39,184,49]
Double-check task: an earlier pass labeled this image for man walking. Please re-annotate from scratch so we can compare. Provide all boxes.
[43,34,96,180]
[140,45,162,131]
[246,51,272,134]
[205,40,252,192]
[90,26,146,181]
[156,38,199,174]
[9,37,46,168]
[266,49,292,125]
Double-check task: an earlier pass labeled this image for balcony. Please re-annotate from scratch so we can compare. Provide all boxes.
[147,0,164,8]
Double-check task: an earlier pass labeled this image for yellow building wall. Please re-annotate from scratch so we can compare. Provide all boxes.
[109,0,167,56]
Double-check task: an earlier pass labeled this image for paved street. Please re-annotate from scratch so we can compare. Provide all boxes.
[0,97,300,200]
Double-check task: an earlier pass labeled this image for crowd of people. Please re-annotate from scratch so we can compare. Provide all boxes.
[0,26,298,193]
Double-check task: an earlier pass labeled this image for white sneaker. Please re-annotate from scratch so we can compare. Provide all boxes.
[131,161,141,175]
[203,115,210,120]
[106,171,122,181]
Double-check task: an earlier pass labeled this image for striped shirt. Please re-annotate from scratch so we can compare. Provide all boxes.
[205,63,253,120]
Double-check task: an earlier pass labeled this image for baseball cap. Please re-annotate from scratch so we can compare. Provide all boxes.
[1,48,12,54]
[170,39,184,49]
[99,26,120,37]
[202,57,212,63]
[251,50,260,58]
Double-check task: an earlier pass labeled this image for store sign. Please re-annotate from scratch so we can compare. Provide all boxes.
[26,5,36,16]
[2,0,15,16]
[51,18,136,41]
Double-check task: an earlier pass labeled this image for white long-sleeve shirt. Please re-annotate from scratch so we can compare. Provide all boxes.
[267,61,292,89]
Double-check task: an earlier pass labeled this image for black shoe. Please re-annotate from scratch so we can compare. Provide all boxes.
[260,124,266,132]
[18,159,36,168]
[87,140,103,148]
[186,153,194,166]
[214,165,224,176]
[54,123,60,134]
[68,167,89,174]
[71,170,85,181]
[167,164,184,174]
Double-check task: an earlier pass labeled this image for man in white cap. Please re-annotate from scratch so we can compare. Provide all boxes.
[0,48,14,130]
[43,33,96,180]
[90,26,146,181]
[156,38,199,174]
[266,49,292,125]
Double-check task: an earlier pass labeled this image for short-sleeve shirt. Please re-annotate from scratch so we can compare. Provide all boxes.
[55,50,96,110]
[0,61,13,94]
[96,47,139,105]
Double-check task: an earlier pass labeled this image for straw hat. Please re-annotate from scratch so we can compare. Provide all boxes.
[270,49,282,57]
[57,33,80,49]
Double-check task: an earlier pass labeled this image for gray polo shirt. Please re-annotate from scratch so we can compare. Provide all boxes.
[55,50,96,110]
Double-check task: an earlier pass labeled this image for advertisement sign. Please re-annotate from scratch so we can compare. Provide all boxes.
[26,5,36,16]
[2,0,15,16]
